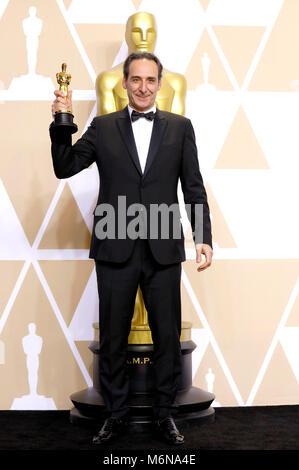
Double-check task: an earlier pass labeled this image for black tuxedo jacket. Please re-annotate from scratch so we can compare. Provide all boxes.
[50,107,212,265]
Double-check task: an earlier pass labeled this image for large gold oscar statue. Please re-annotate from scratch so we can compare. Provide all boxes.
[95,12,187,343]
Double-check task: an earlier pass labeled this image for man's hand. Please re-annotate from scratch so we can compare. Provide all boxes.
[51,89,72,116]
[195,243,213,272]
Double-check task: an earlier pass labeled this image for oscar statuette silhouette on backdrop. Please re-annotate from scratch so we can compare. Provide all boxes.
[8,6,54,97]
[11,323,56,410]
[70,12,215,426]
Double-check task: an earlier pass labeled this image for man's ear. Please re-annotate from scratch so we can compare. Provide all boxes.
[122,77,127,90]
[158,79,162,91]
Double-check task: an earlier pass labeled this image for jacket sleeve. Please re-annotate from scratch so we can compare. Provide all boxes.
[180,118,213,249]
[49,118,97,179]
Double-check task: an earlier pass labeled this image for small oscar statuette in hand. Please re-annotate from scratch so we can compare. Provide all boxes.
[53,62,78,134]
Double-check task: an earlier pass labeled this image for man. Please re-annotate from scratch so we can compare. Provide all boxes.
[50,52,213,446]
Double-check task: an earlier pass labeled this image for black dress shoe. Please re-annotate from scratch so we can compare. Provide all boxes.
[154,416,184,445]
[92,416,129,445]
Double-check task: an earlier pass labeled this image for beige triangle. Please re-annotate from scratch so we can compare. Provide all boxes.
[183,259,299,403]
[75,340,93,378]
[183,184,237,248]
[38,183,91,249]
[185,29,233,90]
[131,0,143,9]
[39,260,94,326]
[214,106,269,169]
[193,343,239,405]
[285,291,299,327]
[249,0,299,91]
[199,0,211,11]
[74,24,125,78]
[0,265,87,409]
[0,99,95,247]
[72,101,97,143]
[0,102,62,245]
[0,0,27,88]
[62,0,73,9]
[181,281,203,328]
[183,260,214,324]
[0,261,25,316]
[213,26,266,88]
[206,184,237,247]
[253,343,299,405]
[0,0,93,89]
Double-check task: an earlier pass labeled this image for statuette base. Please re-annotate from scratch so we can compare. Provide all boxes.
[53,111,78,134]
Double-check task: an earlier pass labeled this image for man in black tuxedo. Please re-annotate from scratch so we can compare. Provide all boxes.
[50,52,213,445]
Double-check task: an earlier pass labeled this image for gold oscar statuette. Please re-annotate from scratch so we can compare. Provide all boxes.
[53,62,78,134]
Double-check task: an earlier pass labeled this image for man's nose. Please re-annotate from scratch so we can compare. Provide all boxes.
[140,80,147,92]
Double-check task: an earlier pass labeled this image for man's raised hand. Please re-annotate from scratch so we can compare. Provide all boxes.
[51,89,72,116]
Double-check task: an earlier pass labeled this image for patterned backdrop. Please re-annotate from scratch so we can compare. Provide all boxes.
[0,0,299,410]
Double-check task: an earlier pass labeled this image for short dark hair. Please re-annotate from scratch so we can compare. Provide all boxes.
[123,52,163,81]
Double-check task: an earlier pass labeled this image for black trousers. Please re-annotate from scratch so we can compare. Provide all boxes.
[95,238,182,420]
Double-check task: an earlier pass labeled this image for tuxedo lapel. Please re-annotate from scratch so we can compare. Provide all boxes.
[143,109,168,179]
[116,107,168,178]
[116,107,142,176]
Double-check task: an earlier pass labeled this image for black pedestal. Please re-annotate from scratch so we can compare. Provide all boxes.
[53,112,78,134]
[70,386,215,427]
[70,339,215,427]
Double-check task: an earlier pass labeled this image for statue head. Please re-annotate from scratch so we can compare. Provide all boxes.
[125,12,157,53]
[28,323,36,334]
[29,6,37,17]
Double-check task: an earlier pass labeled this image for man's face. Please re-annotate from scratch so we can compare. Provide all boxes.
[122,59,161,112]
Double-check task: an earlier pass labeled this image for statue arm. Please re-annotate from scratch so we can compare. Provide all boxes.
[167,73,187,116]
[37,337,43,354]
[96,71,118,116]
[37,19,43,34]
[22,337,28,354]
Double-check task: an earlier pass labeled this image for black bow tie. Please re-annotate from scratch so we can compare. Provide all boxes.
[131,110,155,122]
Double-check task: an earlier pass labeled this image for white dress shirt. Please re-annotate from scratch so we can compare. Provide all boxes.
[128,104,156,173]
